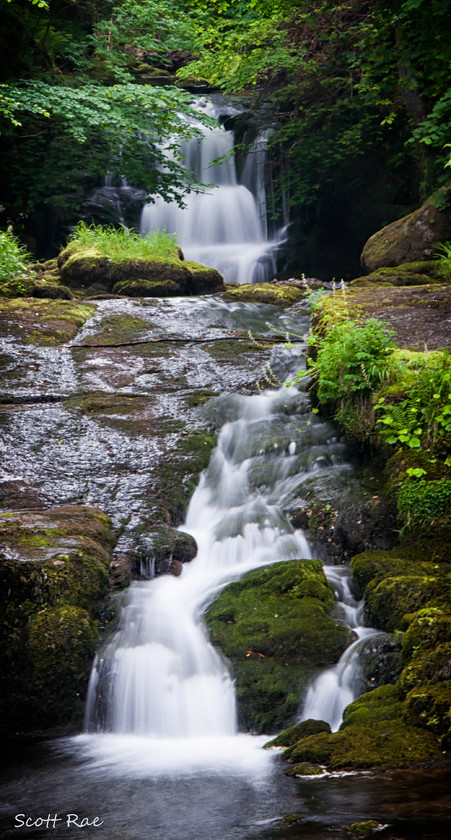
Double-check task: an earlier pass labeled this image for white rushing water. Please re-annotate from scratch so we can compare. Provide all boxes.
[140,99,285,284]
[83,349,377,773]
[85,388,311,746]
[300,566,380,732]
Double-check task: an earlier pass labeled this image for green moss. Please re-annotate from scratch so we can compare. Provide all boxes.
[223,283,305,306]
[351,261,442,288]
[284,763,326,777]
[205,559,353,733]
[265,718,331,748]
[27,604,98,728]
[401,607,451,665]
[112,278,185,297]
[400,643,451,692]
[0,505,114,735]
[82,313,153,344]
[282,685,442,769]
[185,389,216,407]
[0,299,96,345]
[343,821,383,838]
[405,681,451,748]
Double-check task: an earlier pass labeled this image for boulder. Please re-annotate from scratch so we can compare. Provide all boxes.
[351,260,443,287]
[205,559,353,733]
[58,247,224,296]
[361,187,451,272]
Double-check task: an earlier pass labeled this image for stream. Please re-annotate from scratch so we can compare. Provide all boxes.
[1,299,450,840]
[1,97,450,840]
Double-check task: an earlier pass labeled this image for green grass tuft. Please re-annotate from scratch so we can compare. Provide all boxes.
[67,222,180,263]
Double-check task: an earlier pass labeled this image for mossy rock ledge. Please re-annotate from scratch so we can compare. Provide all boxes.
[276,685,443,772]
[0,505,114,735]
[204,559,354,733]
[222,281,307,306]
[58,245,224,296]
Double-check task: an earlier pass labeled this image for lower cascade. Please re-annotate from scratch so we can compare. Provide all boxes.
[85,387,312,738]
[85,369,373,751]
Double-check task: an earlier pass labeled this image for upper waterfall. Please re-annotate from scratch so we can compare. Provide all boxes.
[140,98,286,285]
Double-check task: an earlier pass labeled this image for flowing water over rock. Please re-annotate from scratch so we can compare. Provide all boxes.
[300,566,383,732]
[1,297,450,840]
[140,98,286,284]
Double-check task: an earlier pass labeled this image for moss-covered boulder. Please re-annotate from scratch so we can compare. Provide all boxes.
[205,559,354,733]
[351,260,442,288]
[349,544,451,755]
[361,187,451,272]
[0,505,114,734]
[351,549,449,632]
[280,685,442,770]
[58,243,224,296]
[223,282,306,306]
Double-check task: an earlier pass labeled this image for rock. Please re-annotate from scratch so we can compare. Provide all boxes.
[265,718,331,748]
[223,282,306,306]
[79,186,147,230]
[280,685,442,770]
[0,298,96,345]
[58,246,224,296]
[205,559,354,733]
[0,276,73,300]
[0,505,114,735]
[113,277,185,296]
[351,260,443,287]
[361,187,451,272]
[136,523,197,578]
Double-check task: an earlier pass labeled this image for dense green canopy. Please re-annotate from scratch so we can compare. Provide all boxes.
[0,0,450,255]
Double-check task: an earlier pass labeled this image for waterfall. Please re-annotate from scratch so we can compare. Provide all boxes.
[85,387,312,737]
[84,339,378,757]
[140,99,286,285]
[300,566,381,732]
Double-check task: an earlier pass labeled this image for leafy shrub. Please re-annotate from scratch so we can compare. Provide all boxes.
[436,241,451,281]
[0,230,30,285]
[304,318,396,405]
[375,352,451,450]
[67,222,180,263]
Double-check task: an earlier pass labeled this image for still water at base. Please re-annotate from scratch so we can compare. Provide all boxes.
[1,736,450,840]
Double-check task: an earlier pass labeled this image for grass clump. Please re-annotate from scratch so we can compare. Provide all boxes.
[67,222,180,263]
[436,241,451,281]
[0,230,31,288]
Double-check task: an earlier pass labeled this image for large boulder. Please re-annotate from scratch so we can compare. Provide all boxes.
[58,245,224,296]
[361,187,451,273]
[205,559,353,733]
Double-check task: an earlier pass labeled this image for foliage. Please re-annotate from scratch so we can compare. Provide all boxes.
[435,241,451,281]
[177,0,451,206]
[0,230,31,285]
[375,352,451,450]
[0,80,216,221]
[303,318,396,405]
[67,222,179,262]
[397,477,451,530]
